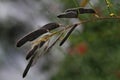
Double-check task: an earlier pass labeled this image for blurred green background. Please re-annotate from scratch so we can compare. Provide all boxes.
[0,0,120,80]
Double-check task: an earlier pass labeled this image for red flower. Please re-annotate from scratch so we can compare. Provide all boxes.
[69,42,88,55]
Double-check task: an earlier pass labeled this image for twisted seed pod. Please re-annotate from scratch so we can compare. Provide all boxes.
[16,23,60,47]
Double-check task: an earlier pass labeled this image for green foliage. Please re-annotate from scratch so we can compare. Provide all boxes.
[51,0,120,80]
[52,29,120,80]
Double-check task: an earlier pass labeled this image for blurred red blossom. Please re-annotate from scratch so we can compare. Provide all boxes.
[69,42,88,55]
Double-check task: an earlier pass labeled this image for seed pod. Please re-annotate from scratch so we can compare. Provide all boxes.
[41,23,60,31]
[26,45,38,60]
[23,55,35,78]
[57,8,95,18]
[82,8,96,14]
[65,7,96,14]
[60,24,78,46]
[57,11,78,18]
[16,23,60,47]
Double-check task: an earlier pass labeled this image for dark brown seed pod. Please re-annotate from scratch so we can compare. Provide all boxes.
[16,23,60,47]
[60,24,78,46]
[81,8,96,14]
[65,7,96,14]
[26,41,46,60]
[57,8,95,18]
[42,23,60,31]
[23,55,35,78]
[57,11,78,18]
[26,45,38,60]
[16,29,47,47]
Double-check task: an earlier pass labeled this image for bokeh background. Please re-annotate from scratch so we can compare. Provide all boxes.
[0,0,120,80]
